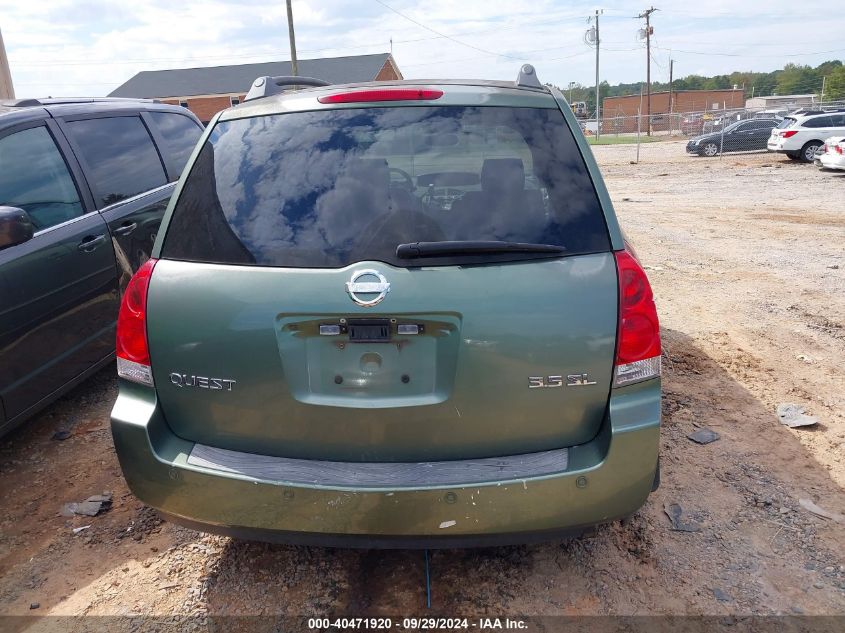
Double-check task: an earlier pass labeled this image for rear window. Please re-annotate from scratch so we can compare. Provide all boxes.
[162,106,609,268]
[776,117,796,129]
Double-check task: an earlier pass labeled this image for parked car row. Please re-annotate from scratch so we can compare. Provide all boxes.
[686,118,780,156]
[814,136,845,171]
[681,109,781,137]
[0,97,203,436]
[684,108,845,161]
[767,110,845,162]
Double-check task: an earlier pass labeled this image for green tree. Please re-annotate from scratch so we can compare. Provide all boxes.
[825,65,845,101]
[552,59,844,107]
[815,60,843,77]
[775,63,818,95]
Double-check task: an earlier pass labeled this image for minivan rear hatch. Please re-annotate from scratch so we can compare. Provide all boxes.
[150,96,618,462]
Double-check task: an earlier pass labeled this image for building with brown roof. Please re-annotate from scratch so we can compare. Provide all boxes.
[110,53,402,123]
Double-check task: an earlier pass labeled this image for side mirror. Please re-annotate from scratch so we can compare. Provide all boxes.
[0,206,35,250]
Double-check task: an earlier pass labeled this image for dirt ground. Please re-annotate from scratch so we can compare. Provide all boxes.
[1,142,843,622]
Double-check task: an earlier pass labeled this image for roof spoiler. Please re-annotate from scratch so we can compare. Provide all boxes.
[244,76,330,102]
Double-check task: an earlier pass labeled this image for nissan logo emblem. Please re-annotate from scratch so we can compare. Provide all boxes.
[346,269,390,307]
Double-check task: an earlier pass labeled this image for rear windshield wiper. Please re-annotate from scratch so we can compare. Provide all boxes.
[396,241,566,259]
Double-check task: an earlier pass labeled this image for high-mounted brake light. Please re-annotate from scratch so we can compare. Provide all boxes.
[116,258,157,386]
[614,250,661,387]
[317,88,444,104]
[781,130,799,138]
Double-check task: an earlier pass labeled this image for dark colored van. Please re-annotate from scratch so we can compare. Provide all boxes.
[0,97,203,436]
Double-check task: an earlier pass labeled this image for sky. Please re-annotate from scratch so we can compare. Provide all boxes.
[1,0,843,98]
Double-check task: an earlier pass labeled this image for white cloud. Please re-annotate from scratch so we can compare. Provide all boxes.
[0,0,842,97]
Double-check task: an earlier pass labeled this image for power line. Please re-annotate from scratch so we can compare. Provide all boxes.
[11,13,598,68]
[659,38,843,50]
[401,48,593,69]
[372,0,522,61]
[14,44,642,84]
[652,45,845,58]
[8,7,664,73]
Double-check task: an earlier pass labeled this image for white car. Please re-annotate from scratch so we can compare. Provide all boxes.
[818,136,845,171]
[767,110,845,162]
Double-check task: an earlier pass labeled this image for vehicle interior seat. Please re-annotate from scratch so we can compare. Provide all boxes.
[449,158,544,240]
[344,158,445,259]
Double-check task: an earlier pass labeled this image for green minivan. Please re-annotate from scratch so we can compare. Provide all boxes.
[111,66,661,547]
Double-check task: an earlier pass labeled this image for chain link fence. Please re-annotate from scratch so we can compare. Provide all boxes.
[579,99,845,158]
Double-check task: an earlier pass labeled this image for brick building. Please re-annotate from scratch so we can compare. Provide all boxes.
[109,53,402,123]
[602,88,745,132]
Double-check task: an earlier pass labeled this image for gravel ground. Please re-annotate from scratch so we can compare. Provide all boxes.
[0,141,843,620]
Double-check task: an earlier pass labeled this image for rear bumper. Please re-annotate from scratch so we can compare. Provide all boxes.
[111,379,660,547]
[820,154,845,170]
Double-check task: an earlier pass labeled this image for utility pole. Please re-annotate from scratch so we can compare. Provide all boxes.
[638,6,657,136]
[820,76,826,105]
[286,0,298,77]
[594,9,601,140]
[0,28,14,100]
[668,58,674,135]
[585,10,602,139]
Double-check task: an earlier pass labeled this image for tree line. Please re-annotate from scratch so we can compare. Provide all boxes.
[554,60,845,112]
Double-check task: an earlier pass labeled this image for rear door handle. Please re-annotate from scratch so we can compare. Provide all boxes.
[113,222,137,236]
[77,234,107,252]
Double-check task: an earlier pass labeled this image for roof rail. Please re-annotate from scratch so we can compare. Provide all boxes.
[516,64,544,90]
[1,97,157,108]
[797,108,845,116]
[244,76,330,102]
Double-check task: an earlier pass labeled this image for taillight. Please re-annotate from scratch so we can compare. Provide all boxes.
[317,88,443,104]
[116,258,157,386]
[614,250,661,387]
[836,145,844,155]
[781,130,799,138]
